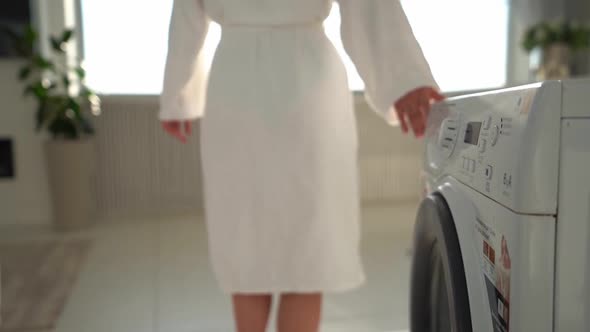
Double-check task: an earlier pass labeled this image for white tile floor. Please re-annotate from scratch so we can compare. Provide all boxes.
[1,202,418,332]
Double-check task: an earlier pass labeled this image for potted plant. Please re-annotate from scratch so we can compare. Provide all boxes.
[522,20,590,80]
[2,25,101,231]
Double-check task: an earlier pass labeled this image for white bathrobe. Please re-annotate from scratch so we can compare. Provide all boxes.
[159,0,437,294]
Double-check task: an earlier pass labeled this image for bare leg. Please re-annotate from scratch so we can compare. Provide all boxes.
[232,294,273,332]
[277,293,322,332]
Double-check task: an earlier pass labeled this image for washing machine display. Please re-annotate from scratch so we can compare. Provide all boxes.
[464,122,482,146]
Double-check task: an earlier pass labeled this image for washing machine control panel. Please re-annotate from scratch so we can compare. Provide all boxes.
[424,81,561,214]
[437,118,460,158]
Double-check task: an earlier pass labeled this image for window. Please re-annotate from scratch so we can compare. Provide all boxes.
[399,0,510,92]
[81,0,179,94]
[81,0,509,95]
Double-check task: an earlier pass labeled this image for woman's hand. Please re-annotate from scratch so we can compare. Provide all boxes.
[161,120,193,143]
[394,86,445,138]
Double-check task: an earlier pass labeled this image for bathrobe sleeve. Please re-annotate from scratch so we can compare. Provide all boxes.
[338,0,439,125]
[159,0,211,121]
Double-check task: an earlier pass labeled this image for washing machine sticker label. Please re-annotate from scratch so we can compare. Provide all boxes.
[475,218,511,332]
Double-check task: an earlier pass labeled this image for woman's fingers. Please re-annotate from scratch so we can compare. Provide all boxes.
[413,113,424,138]
[394,98,410,134]
[419,88,444,137]
[161,121,177,136]
[395,104,410,134]
[419,98,432,136]
[161,120,189,143]
[407,100,422,137]
[428,88,446,102]
[395,86,444,138]
[395,99,425,137]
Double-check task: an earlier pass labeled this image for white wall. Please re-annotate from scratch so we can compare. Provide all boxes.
[564,0,590,20]
[0,60,53,225]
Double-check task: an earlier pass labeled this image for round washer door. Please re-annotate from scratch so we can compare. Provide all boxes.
[410,193,473,332]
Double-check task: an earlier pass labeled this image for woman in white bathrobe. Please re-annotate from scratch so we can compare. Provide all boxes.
[159,0,442,331]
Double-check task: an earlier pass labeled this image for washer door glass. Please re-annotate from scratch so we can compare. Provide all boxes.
[429,243,451,331]
[410,193,472,332]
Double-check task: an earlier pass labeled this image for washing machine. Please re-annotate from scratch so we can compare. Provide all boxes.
[410,78,590,332]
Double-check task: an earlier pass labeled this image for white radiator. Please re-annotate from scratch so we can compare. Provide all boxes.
[94,96,423,221]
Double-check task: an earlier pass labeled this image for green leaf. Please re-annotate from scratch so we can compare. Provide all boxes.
[23,81,51,98]
[22,25,37,56]
[48,116,77,139]
[25,81,49,99]
[80,88,92,98]
[80,87,100,106]
[61,29,74,43]
[36,99,63,133]
[33,85,47,99]
[522,20,590,53]
[18,66,32,80]
[62,75,71,89]
[50,36,65,53]
[35,104,48,132]
[33,56,55,70]
[75,67,86,79]
[56,118,79,140]
[24,25,37,44]
[67,97,81,115]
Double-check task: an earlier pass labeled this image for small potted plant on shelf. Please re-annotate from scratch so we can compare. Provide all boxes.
[522,20,590,81]
[2,25,101,231]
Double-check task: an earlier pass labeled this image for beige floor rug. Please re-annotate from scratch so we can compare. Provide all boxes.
[0,239,92,332]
